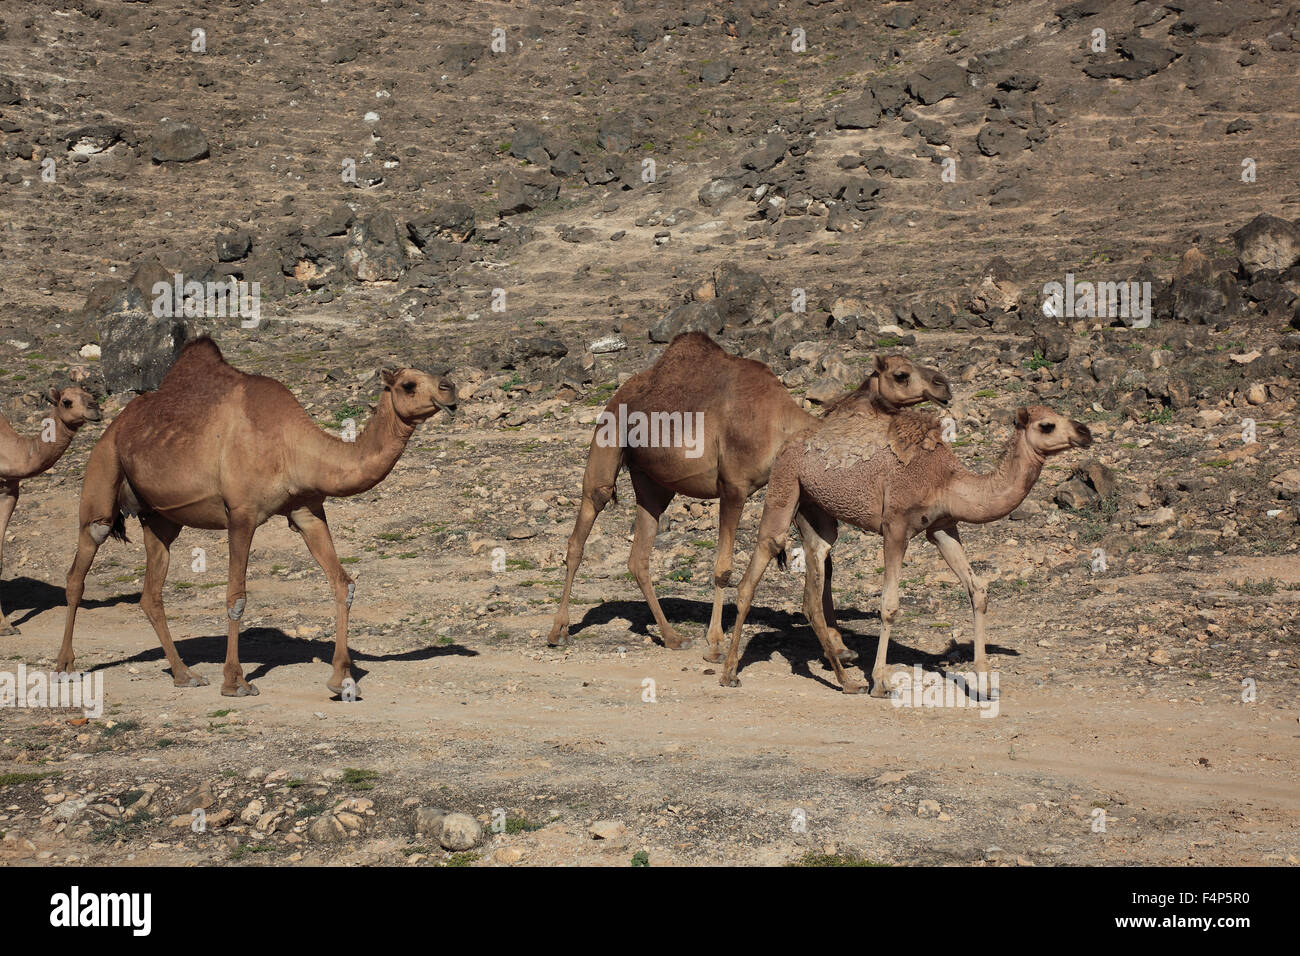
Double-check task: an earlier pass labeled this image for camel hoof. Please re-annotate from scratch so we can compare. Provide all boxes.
[719,675,740,689]
[175,673,209,688]
[0,621,19,636]
[702,647,724,664]
[222,683,259,697]
[666,638,694,651]
[547,632,572,648]
[869,681,892,699]
[841,681,869,695]
[836,647,858,665]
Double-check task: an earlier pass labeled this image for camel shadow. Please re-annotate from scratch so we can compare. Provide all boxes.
[567,596,876,645]
[737,609,1021,693]
[0,576,138,629]
[577,595,1021,694]
[76,627,476,690]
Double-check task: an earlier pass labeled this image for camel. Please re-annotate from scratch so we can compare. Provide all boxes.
[0,386,102,633]
[54,336,457,698]
[721,403,1094,696]
[547,331,951,663]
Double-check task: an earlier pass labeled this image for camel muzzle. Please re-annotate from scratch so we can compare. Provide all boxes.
[1071,422,1093,447]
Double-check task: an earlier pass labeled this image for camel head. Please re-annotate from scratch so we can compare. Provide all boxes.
[45,385,101,429]
[379,367,458,424]
[874,355,951,407]
[1015,405,1093,456]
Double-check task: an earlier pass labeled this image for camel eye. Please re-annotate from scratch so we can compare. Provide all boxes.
[62,399,72,408]
[403,381,417,394]
[1040,422,1056,433]
[894,372,909,382]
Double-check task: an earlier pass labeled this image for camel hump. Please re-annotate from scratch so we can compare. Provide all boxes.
[155,334,240,392]
[659,330,725,363]
[887,409,942,466]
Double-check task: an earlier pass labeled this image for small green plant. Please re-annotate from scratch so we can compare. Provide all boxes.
[631,850,650,867]
[342,768,380,791]
[1024,350,1052,371]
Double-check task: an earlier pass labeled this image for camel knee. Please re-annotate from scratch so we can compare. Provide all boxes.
[971,578,987,613]
[881,597,900,624]
[87,522,111,546]
[589,483,615,511]
[340,578,355,609]
[227,596,246,621]
[713,567,732,588]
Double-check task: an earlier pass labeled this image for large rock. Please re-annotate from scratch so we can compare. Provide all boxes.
[150,120,210,163]
[698,178,739,207]
[98,311,190,393]
[407,202,476,245]
[713,263,774,326]
[907,61,966,104]
[438,812,482,851]
[1232,213,1300,277]
[649,300,724,342]
[834,93,882,129]
[498,171,559,216]
[345,210,407,281]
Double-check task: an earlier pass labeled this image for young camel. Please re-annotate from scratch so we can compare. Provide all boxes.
[54,336,457,698]
[0,386,102,633]
[721,404,1093,695]
[547,331,951,663]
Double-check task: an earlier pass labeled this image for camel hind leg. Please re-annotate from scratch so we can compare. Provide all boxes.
[548,438,622,646]
[795,502,854,664]
[796,509,865,693]
[56,438,126,674]
[0,481,19,635]
[627,470,688,649]
[140,513,207,688]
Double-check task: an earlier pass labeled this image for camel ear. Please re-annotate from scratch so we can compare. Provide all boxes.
[44,387,59,406]
[1015,407,1031,429]
[874,354,889,373]
[378,367,399,388]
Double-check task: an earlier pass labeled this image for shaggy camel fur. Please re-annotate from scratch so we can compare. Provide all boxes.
[0,386,101,633]
[54,336,456,697]
[547,331,950,662]
[722,404,1093,695]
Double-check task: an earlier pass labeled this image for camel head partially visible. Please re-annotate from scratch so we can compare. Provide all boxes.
[379,367,458,424]
[45,385,102,429]
[1015,405,1093,456]
[874,354,952,407]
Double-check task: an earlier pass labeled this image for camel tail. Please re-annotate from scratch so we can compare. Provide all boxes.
[108,511,129,543]
[775,548,787,571]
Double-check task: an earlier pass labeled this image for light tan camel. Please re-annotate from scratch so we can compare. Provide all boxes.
[54,336,457,697]
[721,404,1093,695]
[547,331,951,663]
[0,386,102,633]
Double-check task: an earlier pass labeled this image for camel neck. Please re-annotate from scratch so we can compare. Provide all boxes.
[307,391,416,498]
[942,429,1045,525]
[6,416,76,481]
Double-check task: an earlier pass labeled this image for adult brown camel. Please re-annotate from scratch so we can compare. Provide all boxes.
[721,404,1093,695]
[546,331,951,663]
[53,336,457,698]
[0,386,102,633]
